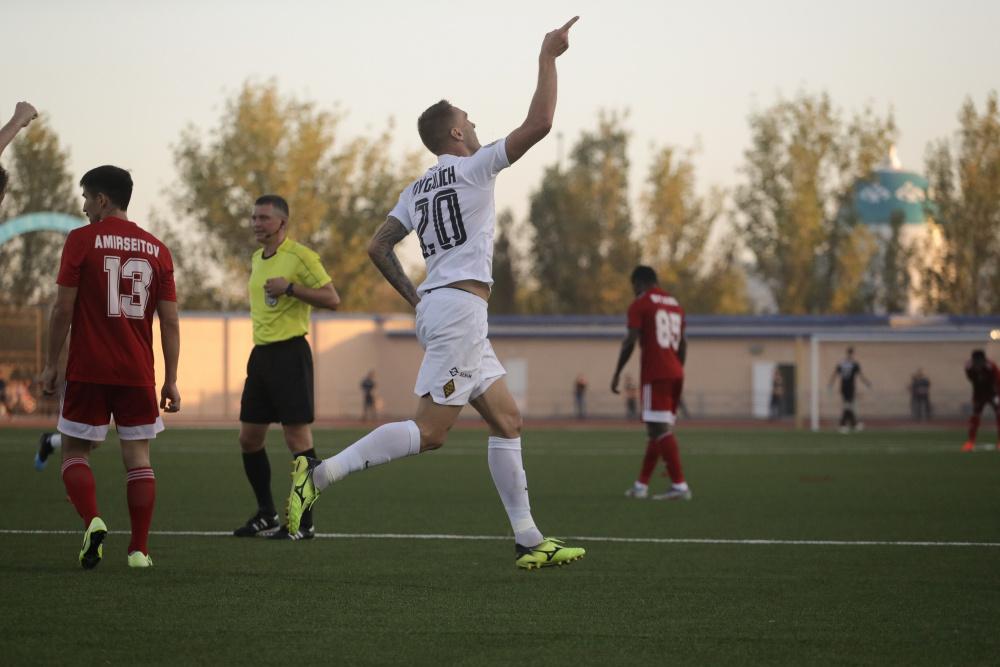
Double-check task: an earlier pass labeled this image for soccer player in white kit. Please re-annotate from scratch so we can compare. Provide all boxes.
[286,16,585,570]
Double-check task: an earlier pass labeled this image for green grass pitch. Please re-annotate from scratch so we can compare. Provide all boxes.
[1,426,998,665]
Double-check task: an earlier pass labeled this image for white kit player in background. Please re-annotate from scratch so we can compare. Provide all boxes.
[285,17,586,570]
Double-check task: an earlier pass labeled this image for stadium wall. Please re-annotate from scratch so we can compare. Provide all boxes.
[141,313,1000,424]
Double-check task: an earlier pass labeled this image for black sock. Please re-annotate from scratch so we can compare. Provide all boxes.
[297,447,317,460]
[242,449,275,515]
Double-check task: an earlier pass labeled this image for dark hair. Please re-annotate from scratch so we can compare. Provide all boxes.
[0,165,8,199]
[255,194,289,218]
[417,100,458,154]
[80,165,133,209]
[971,349,986,362]
[630,265,658,286]
[847,347,854,354]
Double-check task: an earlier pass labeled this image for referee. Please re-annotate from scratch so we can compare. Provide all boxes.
[234,194,340,540]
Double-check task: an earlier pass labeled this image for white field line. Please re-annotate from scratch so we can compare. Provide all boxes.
[1,529,997,548]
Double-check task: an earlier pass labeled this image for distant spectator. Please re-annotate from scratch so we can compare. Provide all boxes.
[360,370,377,422]
[574,374,588,420]
[0,376,12,418]
[909,369,931,421]
[623,374,638,420]
[769,368,785,420]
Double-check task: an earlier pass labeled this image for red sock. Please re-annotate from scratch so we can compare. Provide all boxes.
[126,467,156,555]
[61,457,99,526]
[637,439,659,485]
[968,414,981,441]
[659,433,686,484]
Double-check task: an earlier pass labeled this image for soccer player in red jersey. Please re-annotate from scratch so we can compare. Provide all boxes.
[611,266,691,501]
[962,349,1000,452]
[39,166,181,569]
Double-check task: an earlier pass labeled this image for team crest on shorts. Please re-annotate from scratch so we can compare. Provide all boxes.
[443,379,455,398]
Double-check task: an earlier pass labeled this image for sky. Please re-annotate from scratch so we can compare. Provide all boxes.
[4,0,999,265]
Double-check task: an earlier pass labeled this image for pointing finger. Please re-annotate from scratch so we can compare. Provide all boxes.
[560,16,580,32]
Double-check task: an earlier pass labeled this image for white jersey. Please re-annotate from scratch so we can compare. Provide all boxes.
[389,137,510,296]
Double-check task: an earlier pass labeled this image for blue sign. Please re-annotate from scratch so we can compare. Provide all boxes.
[851,170,931,225]
[0,212,86,246]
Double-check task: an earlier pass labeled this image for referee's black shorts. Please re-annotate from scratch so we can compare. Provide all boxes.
[239,336,315,425]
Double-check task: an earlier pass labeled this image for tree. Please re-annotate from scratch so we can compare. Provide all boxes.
[0,119,78,306]
[734,92,896,313]
[641,145,747,313]
[921,92,1000,314]
[490,209,519,314]
[873,210,911,313]
[168,80,420,310]
[527,112,638,314]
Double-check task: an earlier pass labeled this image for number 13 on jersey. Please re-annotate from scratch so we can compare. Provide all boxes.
[104,255,153,319]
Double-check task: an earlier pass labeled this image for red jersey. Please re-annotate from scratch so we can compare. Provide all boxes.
[965,359,1000,398]
[56,217,176,387]
[627,286,685,383]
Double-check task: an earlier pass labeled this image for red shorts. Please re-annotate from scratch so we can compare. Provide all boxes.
[642,378,683,425]
[59,381,163,442]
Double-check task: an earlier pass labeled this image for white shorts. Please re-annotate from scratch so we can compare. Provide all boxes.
[414,288,505,405]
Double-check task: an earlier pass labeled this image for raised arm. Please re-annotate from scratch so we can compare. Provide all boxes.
[368,216,421,308]
[504,16,579,165]
[0,102,38,158]
[156,299,181,412]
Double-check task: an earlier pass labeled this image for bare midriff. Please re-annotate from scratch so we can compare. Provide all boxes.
[443,279,491,302]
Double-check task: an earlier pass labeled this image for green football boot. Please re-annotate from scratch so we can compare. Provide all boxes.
[127,551,154,568]
[79,517,108,570]
[286,456,320,534]
[515,538,586,570]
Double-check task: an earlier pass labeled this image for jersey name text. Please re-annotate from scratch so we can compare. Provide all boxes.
[94,235,161,258]
[411,165,457,195]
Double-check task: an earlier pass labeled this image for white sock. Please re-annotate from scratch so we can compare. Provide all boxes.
[50,434,62,449]
[313,420,420,491]
[488,436,543,547]
[672,482,689,491]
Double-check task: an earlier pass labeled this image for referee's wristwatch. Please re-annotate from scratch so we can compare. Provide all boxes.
[284,282,295,297]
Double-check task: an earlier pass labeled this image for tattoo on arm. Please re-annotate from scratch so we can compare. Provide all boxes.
[369,218,421,308]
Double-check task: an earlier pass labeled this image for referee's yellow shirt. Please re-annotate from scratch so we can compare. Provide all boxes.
[248,238,332,346]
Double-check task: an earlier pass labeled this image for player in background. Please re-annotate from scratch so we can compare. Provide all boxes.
[285,17,585,570]
[611,266,691,501]
[0,101,38,206]
[233,195,340,540]
[827,347,872,433]
[962,349,1000,452]
[40,166,180,569]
